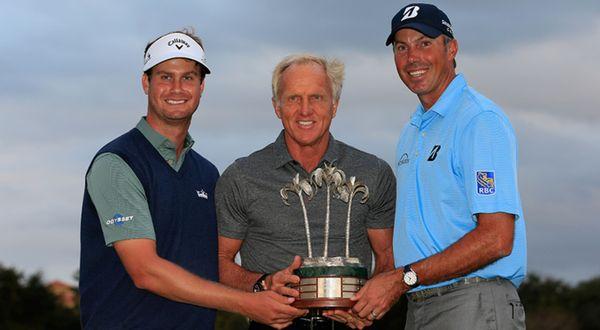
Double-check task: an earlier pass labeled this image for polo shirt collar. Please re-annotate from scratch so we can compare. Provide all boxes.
[409,74,467,127]
[409,108,425,127]
[272,131,294,168]
[427,74,467,117]
[135,117,195,160]
[272,130,339,169]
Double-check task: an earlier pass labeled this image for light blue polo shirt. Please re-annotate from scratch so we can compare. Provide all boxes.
[393,74,527,290]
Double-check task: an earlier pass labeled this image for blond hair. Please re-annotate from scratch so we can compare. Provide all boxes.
[271,53,345,104]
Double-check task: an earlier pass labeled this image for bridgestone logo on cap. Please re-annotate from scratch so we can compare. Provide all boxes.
[402,6,420,21]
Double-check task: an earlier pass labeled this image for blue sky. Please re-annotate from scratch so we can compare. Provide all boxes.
[1,0,599,284]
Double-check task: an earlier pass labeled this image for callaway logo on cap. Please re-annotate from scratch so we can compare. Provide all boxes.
[143,32,211,73]
[386,3,453,46]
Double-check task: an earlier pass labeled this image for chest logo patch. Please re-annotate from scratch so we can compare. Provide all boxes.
[427,145,441,161]
[398,153,410,166]
[196,189,208,199]
[476,171,496,195]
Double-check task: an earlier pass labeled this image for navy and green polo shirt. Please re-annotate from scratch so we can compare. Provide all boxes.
[86,118,195,244]
[79,117,219,329]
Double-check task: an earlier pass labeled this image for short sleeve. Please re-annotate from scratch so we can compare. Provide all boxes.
[459,111,522,220]
[86,153,156,246]
[366,159,397,228]
[215,164,249,239]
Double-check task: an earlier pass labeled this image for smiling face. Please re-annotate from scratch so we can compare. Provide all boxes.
[273,62,338,155]
[142,58,205,126]
[393,28,457,109]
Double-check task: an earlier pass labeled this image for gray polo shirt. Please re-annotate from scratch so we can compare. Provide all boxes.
[216,131,396,274]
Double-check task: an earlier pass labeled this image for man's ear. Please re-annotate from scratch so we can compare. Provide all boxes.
[142,73,150,95]
[331,100,339,118]
[199,76,206,96]
[447,38,458,61]
[273,97,282,119]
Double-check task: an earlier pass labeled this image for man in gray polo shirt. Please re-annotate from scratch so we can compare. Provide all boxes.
[216,54,396,329]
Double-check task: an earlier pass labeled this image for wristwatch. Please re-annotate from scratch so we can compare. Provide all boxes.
[252,273,270,292]
[403,264,418,288]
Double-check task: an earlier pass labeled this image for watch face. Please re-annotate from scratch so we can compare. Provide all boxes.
[404,271,417,286]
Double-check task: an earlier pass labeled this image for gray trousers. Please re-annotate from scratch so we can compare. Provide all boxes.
[405,277,525,330]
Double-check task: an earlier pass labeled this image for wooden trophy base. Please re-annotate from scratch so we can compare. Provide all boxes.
[292,263,367,309]
[293,297,355,309]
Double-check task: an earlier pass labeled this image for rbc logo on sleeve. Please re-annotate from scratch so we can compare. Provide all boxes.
[476,171,496,195]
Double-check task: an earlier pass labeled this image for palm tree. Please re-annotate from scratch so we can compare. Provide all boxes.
[336,176,369,258]
[311,163,346,258]
[280,174,315,257]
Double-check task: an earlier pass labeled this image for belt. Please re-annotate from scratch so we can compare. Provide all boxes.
[250,316,345,329]
[407,277,504,302]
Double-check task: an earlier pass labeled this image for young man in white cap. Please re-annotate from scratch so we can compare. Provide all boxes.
[350,3,527,329]
[79,29,306,329]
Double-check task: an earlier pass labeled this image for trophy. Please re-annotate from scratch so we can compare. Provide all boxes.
[280,162,369,310]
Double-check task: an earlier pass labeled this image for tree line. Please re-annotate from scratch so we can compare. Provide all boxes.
[1,263,598,329]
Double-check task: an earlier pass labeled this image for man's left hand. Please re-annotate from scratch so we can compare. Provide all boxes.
[323,309,372,329]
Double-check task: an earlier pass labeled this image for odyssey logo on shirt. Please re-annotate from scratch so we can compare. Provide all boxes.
[106,213,134,226]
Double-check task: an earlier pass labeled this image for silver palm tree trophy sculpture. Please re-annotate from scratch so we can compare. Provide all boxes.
[280,162,369,309]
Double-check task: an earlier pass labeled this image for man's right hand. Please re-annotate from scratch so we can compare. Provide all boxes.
[244,290,307,329]
[351,268,406,320]
[266,255,303,297]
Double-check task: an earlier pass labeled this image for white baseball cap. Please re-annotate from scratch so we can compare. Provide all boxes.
[143,32,211,74]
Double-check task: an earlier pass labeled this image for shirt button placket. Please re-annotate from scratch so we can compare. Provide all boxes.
[416,128,427,158]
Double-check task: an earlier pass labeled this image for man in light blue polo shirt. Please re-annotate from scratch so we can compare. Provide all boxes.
[351,3,526,329]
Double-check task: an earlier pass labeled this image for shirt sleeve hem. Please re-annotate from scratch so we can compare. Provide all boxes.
[105,234,156,247]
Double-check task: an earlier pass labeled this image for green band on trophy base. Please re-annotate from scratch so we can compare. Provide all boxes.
[294,266,368,278]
